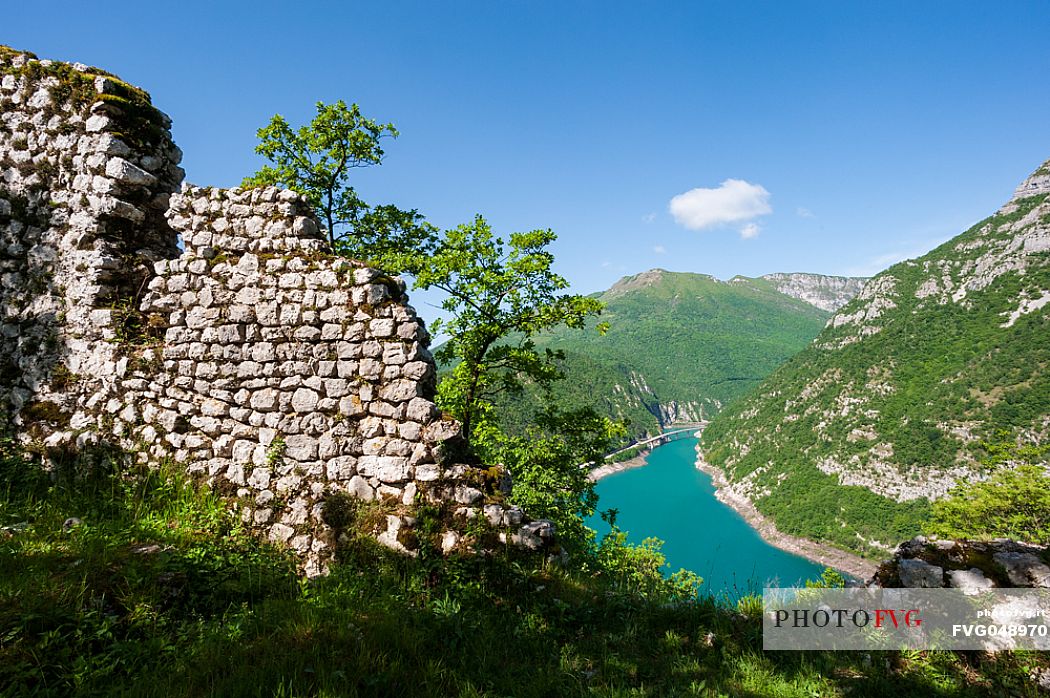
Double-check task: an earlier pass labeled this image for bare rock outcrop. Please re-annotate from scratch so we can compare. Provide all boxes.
[872,537,1050,590]
[760,272,868,312]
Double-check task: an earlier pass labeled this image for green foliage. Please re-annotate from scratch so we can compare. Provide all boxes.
[2,442,1041,696]
[0,442,297,696]
[805,568,847,589]
[473,407,625,552]
[265,436,286,471]
[403,215,604,440]
[743,464,931,558]
[594,509,703,602]
[928,442,1050,544]
[243,100,433,264]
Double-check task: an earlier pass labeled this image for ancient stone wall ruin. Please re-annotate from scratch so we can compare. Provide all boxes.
[1,47,550,574]
[0,46,182,438]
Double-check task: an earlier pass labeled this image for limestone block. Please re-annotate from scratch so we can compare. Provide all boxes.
[370,318,396,337]
[85,113,111,132]
[105,157,158,187]
[384,439,412,457]
[382,343,407,365]
[440,530,460,553]
[256,302,279,326]
[359,359,382,381]
[338,395,366,417]
[397,322,423,341]
[362,437,389,455]
[268,523,295,543]
[279,304,302,324]
[423,419,461,444]
[514,521,555,551]
[402,361,432,381]
[406,397,436,422]
[291,387,319,412]
[415,463,442,482]
[247,468,272,490]
[346,475,374,500]
[361,340,382,357]
[947,568,996,594]
[326,456,357,481]
[284,434,318,461]
[293,326,321,341]
[483,504,504,526]
[380,379,421,403]
[369,401,401,418]
[250,388,279,411]
[898,559,944,588]
[453,486,484,505]
[201,398,228,417]
[398,422,421,441]
[994,552,1050,587]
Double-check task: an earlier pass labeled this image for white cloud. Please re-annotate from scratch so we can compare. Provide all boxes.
[653,244,666,254]
[669,179,772,231]
[642,212,657,224]
[796,207,814,218]
[740,223,760,239]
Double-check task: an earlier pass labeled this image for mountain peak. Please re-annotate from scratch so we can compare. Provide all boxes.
[1009,158,1050,204]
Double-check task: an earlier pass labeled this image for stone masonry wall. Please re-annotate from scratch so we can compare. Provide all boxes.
[121,185,481,572]
[0,46,182,444]
[1,47,552,575]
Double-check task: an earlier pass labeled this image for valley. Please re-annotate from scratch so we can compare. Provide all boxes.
[494,269,866,442]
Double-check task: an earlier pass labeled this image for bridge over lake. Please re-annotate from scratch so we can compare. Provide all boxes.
[601,423,707,461]
[583,422,708,478]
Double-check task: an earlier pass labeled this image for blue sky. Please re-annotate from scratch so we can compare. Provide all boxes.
[7,1,1050,323]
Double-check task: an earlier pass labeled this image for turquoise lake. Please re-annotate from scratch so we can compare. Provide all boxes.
[588,436,827,598]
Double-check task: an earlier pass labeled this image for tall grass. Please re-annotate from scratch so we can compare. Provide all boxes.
[0,443,1045,696]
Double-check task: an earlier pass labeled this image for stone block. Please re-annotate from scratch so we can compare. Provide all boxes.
[291,387,319,412]
[285,434,318,461]
[898,559,944,588]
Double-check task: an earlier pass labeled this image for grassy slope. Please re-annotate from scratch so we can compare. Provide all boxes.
[702,193,1050,557]
[495,270,832,440]
[2,446,1045,697]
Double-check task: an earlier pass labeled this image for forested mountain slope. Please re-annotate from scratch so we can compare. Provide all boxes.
[700,158,1050,557]
[496,269,863,439]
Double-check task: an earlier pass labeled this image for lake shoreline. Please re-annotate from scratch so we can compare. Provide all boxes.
[587,449,653,481]
[692,448,879,581]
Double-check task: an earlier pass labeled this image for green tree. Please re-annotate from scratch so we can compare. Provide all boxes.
[243,100,431,266]
[927,442,1050,544]
[395,215,619,553]
[403,215,606,441]
[474,406,624,550]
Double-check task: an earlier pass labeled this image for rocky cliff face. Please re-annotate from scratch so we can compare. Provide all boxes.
[701,158,1050,556]
[0,46,551,574]
[759,273,868,312]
